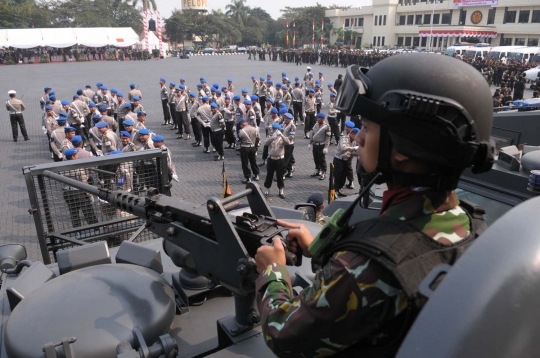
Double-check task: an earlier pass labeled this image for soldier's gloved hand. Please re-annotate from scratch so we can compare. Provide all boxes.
[307,144,312,149]
[58,153,63,159]
[302,112,306,119]
[96,150,103,156]
[172,174,179,182]
[255,237,286,274]
[277,219,314,258]
[41,126,47,134]
[323,148,328,154]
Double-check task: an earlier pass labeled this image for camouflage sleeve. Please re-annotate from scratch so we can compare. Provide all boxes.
[256,251,408,357]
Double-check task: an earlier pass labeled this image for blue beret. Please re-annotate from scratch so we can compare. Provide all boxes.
[132,96,140,101]
[77,89,83,94]
[61,100,70,106]
[251,75,256,79]
[123,119,135,126]
[221,86,227,91]
[120,131,131,137]
[44,87,51,91]
[244,100,252,105]
[110,151,123,155]
[85,84,91,88]
[279,103,287,108]
[295,82,300,86]
[266,97,274,104]
[49,96,56,100]
[237,118,246,125]
[117,92,123,97]
[92,114,102,121]
[227,78,233,82]
[211,87,216,92]
[130,83,135,88]
[200,77,205,81]
[138,128,150,135]
[225,96,230,100]
[179,78,185,82]
[352,128,360,134]
[284,113,293,119]
[111,88,118,93]
[50,92,56,95]
[309,73,313,77]
[201,79,207,83]
[275,83,282,87]
[270,107,278,114]
[137,111,146,116]
[279,108,287,114]
[309,89,315,93]
[189,92,196,97]
[64,126,76,132]
[170,82,176,86]
[213,83,219,89]
[71,135,82,143]
[250,95,258,100]
[241,88,248,93]
[196,84,203,88]
[282,86,288,91]
[319,72,323,75]
[122,103,132,108]
[95,122,107,129]
[179,84,185,89]
[175,87,181,91]
[45,105,53,110]
[272,122,281,130]
[210,102,219,108]
[201,96,209,102]
[96,82,103,86]
[215,89,222,94]
[57,117,67,123]
[98,105,107,111]
[72,95,79,100]
[316,113,326,119]
[88,101,96,107]
[259,77,265,81]
[327,83,333,87]
[160,78,166,82]
[315,84,320,88]
[315,79,320,84]
[330,93,337,98]
[345,120,355,128]
[267,74,272,77]
[64,148,77,156]
[267,80,273,84]
[46,100,53,104]
[59,111,68,117]
[282,72,286,76]
[153,135,164,142]
[101,85,108,90]
[233,95,241,101]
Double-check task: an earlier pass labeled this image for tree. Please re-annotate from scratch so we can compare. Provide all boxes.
[279,4,334,47]
[225,0,249,27]
[131,0,156,11]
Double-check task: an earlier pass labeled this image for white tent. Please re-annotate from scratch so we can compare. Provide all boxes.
[0,27,139,49]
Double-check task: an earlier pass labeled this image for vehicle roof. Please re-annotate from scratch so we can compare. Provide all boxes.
[509,47,540,54]
[488,46,527,52]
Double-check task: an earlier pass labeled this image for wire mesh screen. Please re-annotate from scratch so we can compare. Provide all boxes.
[24,149,169,263]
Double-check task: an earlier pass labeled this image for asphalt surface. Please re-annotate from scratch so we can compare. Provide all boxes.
[0,54,533,261]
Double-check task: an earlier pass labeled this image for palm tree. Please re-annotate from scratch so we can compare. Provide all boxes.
[225,0,249,27]
[132,0,157,11]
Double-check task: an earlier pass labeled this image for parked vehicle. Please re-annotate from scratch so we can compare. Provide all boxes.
[201,47,215,54]
[237,47,248,53]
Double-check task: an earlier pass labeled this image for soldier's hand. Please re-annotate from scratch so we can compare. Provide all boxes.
[277,219,314,257]
[255,237,286,273]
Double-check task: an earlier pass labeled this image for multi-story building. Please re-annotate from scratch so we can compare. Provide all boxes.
[325,0,540,50]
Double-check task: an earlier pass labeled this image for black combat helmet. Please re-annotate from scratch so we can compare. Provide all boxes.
[336,53,494,190]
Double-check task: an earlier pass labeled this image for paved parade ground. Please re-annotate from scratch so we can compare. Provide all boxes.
[0,54,534,261]
[0,55,353,261]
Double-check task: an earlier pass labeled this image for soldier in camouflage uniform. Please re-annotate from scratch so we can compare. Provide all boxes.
[254,54,495,357]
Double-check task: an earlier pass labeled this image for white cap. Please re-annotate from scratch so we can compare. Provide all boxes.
[8,90,16,95]
[307,66,311,70]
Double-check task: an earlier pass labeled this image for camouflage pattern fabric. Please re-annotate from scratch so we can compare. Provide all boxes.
[256,190,470,357]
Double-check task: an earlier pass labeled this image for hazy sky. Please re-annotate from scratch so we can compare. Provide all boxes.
[156,0,373,20]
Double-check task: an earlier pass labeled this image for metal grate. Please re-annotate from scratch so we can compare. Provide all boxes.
[24,149,170,264]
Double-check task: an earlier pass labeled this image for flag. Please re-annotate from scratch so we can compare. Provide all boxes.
[222,162,231,198]
[312,20,315,46]
[328,163,335,203]
[286,21,289,46]
[293,21,296,47]
[321,19,324,46]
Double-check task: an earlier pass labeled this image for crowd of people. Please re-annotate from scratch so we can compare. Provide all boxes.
[0,47,154,64]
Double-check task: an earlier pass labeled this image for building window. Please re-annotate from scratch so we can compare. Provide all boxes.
[374,15,378,26]
[359,18,364,26]
[433,14,440,24]
[379,16,382,25]
[383,15,387,25]
[421,37,427,47]
[377,37,380,46]
[354,18,357,27]
[487,8,496,24]
[382,36,385,46]
[528,38,539,46]
[441,13,451,24]
[405,37,412,46]
[514,38,525,46]
[415,15,422,24]
[399,15,406,25]
[518,10,530,23]
[500,37,512,46]
[459,9,467,25]
[504,10,516,23]
[345,19,350,27]
[397,37,404,46]
[424,14,431,24]
[407,15,414,25]
[532,10,540,23]
[373,37,376,46]
[413,37,420,47]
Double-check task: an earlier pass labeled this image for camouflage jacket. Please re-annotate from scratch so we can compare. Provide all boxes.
[256,189,470,357]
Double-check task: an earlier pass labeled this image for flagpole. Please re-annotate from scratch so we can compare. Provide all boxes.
[286,21,289,47]
[312,19,315,48]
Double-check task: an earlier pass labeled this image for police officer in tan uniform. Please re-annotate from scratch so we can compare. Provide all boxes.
[6,90,29,142]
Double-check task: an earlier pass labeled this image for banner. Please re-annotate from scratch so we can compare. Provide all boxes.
[452,0,497,6]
